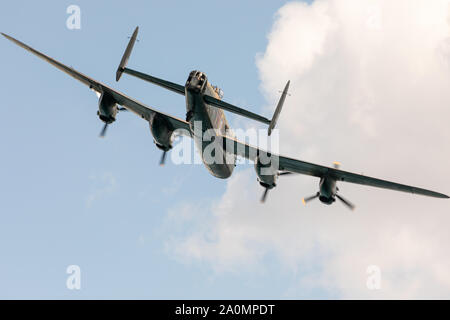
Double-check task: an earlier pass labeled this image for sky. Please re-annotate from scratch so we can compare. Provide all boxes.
[0,0,449,299]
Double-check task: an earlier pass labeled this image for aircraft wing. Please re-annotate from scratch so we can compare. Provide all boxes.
[221,136,449,199]
[1,33,191,135]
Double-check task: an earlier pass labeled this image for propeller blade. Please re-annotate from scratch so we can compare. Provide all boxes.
[336,194,355,210]
[159,150,167,166]
[302,192,320,205]
[99,123,108,138]
[260,188,269,203]
[333,161,341,169]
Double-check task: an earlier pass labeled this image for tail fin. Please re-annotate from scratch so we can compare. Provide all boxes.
[268,80,290,136]
[116,26,139,81]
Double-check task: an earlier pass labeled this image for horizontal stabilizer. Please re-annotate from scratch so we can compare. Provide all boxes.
[203,95,271,125]
[204,80,289,134]
[122,67,185,95]
[116,26,139,81]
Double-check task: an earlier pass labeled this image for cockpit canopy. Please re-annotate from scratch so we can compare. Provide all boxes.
[212,85,224,99]
[186,70,207,93]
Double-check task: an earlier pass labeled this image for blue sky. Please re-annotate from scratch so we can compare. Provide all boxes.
[0,0,316,299]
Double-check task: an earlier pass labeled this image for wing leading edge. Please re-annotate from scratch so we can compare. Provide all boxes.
[1,32,191,135]
[221,136,449,199]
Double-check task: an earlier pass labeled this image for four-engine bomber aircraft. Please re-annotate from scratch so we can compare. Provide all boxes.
[2,27,448,209]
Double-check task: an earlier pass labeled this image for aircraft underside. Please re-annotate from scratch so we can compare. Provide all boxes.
[185,70,235,179]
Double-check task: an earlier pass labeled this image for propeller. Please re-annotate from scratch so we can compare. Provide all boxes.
[336,194,355,210]
[259,171,294,203]
[260,188,270,203]
[277,162,355,209]
[99,123,108,138]
[302,192,320,205]
[301,191,355,210]
[159,150,168,166]
[98,107,127,138]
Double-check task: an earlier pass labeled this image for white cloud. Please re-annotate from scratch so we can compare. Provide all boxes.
[166,0,450,298]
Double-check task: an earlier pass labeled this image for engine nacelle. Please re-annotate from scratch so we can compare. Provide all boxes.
[319,177,337,205]
[254,156,278,189]
[97,91,117,124]
[150,114,174,151]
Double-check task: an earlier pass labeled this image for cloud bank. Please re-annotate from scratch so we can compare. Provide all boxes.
[166,0,450,298]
